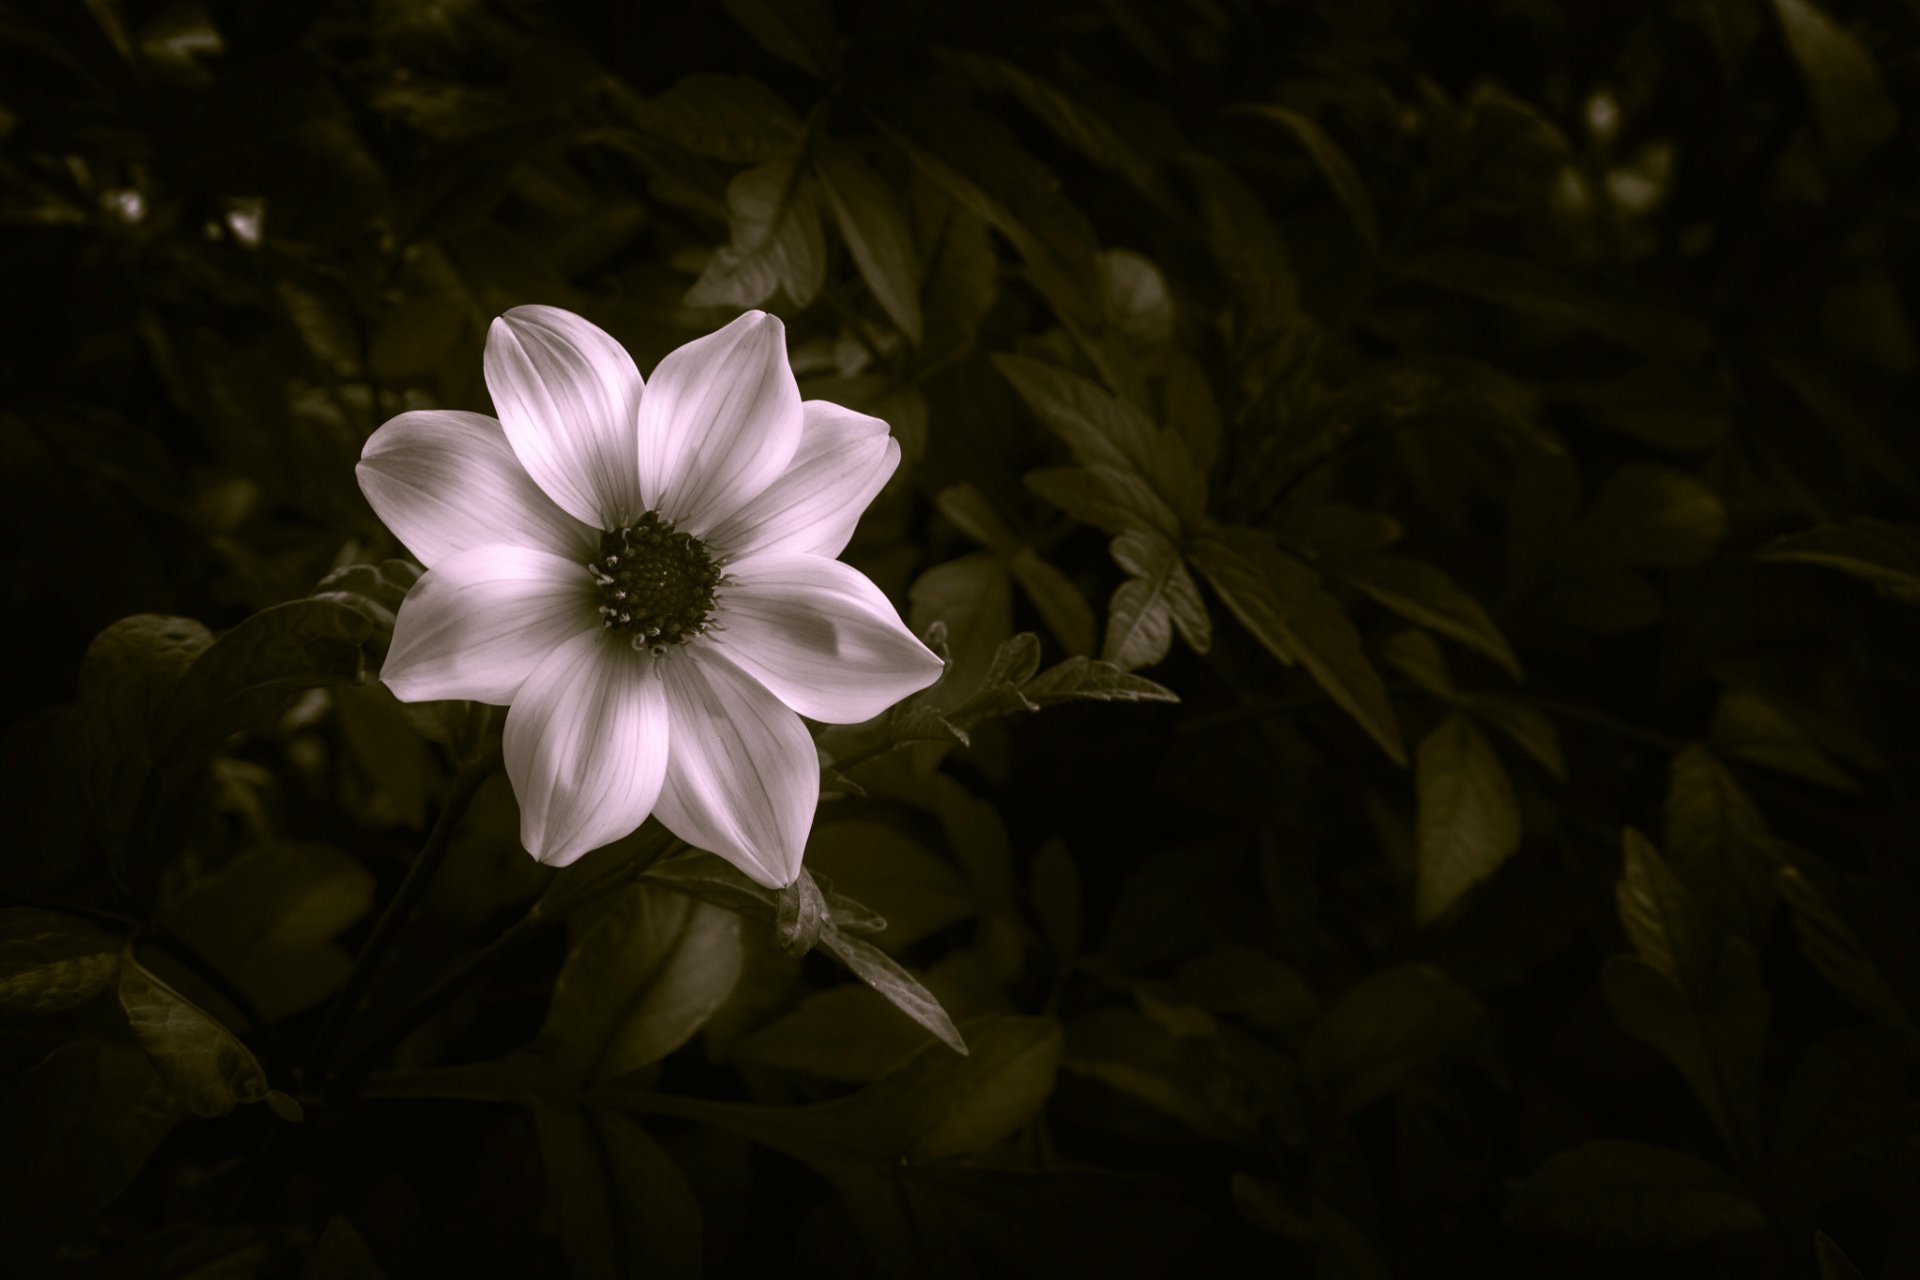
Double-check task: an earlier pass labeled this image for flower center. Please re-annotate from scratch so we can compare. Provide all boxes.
[590,512,723,655]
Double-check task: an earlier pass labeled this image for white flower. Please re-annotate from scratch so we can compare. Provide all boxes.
[356,306,941,886]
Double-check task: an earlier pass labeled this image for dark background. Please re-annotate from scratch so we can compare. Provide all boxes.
[2,0,1917,1276]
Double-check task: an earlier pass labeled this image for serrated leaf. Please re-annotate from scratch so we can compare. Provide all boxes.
[161,600,374,754]
[1463,696,1565,779]
[1506,1141,1765,1247]
[534,1104,701,1280]
[0,908,123,1014]
[816,140,923,342]
[541,883,745,1084]
[1415,713,1521,922]
[1770,0,1899,175]
[1190,531,1406,764]
[1018,656,1179,707]
[1758,519,1920,604]
[117,958,270,1118]
[687,153,826,310]
[1103,530,1192,670]
[1341,557,1521,679]
[1304,964,1488,1114]
[995,355,1207,527]
[723,0,839,78]
[634,73,802,163]
[1238,104,1381,251]
[1025,465,1179,538]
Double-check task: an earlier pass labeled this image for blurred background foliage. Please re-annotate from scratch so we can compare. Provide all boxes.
[2,0,1918,1275]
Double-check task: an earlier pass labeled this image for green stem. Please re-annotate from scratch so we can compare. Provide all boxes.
[308,749,498,1084]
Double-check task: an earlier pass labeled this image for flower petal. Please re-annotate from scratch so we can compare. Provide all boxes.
[503,630,670,867]
[382,544,599,705]
[654,648,817,887]
[358,410,599,567]
[485,305,645,528]
[703,401,900,560]
[709,555,943,724]
[637,310,802,533]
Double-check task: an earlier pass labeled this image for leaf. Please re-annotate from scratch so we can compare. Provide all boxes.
[686,152,826,310]
[1237,104,1381,251]
[73,614,215,850]
[816,140,923,342]
[1098,249,1175,348]
[1181,155,1298,343]
[1062,1006,1258,1143]
[1340,557,1521,679]
[1173,945,1320,1034]
[534,1104,701,1280]
[1770,0,1899,175]
[160,600,374,755]
[1189,531,1406,765]
[1617,828,1709,985]
[1758,519,1920,604]
[1505,1141,1765,1247]
[1463,696,1566,780]
[994,354,1207,527]
[301,1216,386,1280]
[1777,866,1915,1038]
[723,0,839,78]
[540,883,745,1084]
[1105,528,1209,668]
[733,983,940,1082]
[1025,465,1179,538]
[1414,713,1522,923]
[1016,655,1179,708]
[634,73,802,164]
[1709,688,1857,790]
[1816,1231,1869,1280]
[818,928,967,1056]
[1582,464,1726,570]
[809,821,976,950]
[1304,964,1488,1114]
[775,867,832,957]
[1664,746,1777,941]
[1008,548,1098,657]
[1383,629,1455,698]
[117,957,271,1118]
[1603,944,1770,1160]
[0,908,123,1014]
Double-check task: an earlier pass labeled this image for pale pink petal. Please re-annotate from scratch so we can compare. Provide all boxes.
[636,311,802,534]
[653,648,817,887]
[357,410,599,566]
[709,555,943,724]
[503,630,670,867]
[383,545,600,705]
[485,305,645,528]
[703,402,900,560]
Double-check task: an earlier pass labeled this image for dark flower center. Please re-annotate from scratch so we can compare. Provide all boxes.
[590,512,723,655]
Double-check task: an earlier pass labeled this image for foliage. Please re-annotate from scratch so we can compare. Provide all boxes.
[2,0,1917,1275]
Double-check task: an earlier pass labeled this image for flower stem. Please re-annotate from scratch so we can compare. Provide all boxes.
[328,831,688,1097]
[308,747,498,1085]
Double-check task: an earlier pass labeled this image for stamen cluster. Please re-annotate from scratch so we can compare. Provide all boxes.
[591,512,723,655]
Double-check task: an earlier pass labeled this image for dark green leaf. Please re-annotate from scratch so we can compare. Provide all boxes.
[0,908,123,1014]
[1007,548,1098,657]
[1024,465,1179,538]
[1582,464,1726,570]
[1777,866,1915,1038]
[1770,0,1899,174]
[1340,557,1521,680]
[1758,519,1920,604]
[1415,713,1522,922]
[1062,1006,1257,1142]
[1237,104,1381,251]
[117,957,271,1118]
[634,74,802,163]
[686,153,826,310]
[160,600,374,754]
[723,0,839,78]
[1709,688,1857,791]
[535,1104,701,1280]
[1105,528,1210,668]
[540,883,745,1084]
[1816,1231,1869,1280]
[1190,531,1406,764]
[817,140,923,342]
[1664,746,1777,941]
[1463,696,1566,780]
[818,928,967,1055]
[809,822,975,950]
[1304,964,1487,1114]
[1506,1140,1765,1247]
[1181,155,1298,343]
